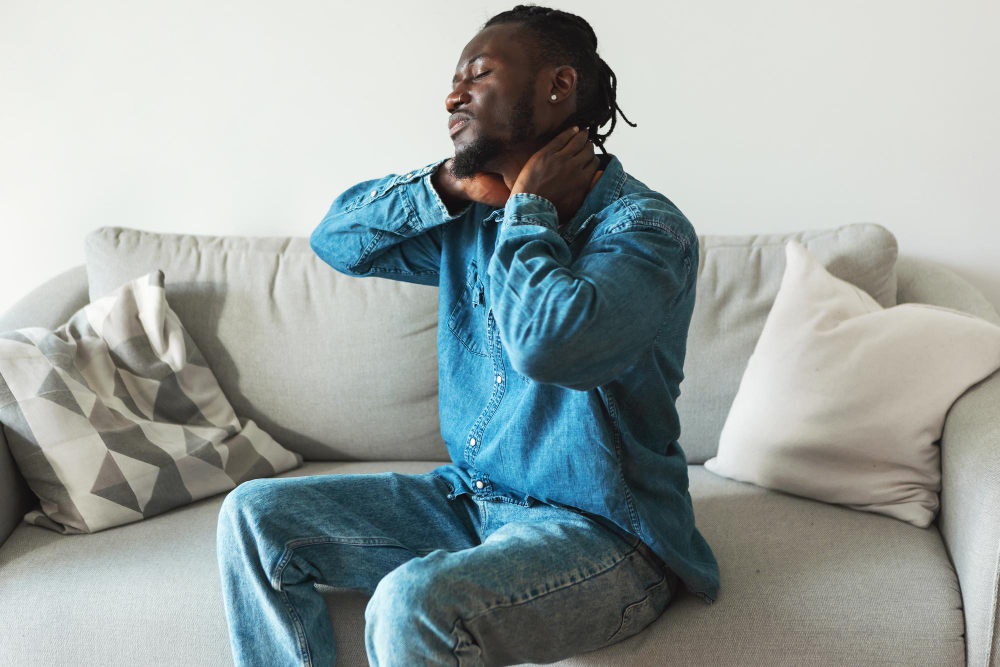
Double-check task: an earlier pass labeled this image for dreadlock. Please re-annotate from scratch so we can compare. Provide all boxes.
[481,4,636,155]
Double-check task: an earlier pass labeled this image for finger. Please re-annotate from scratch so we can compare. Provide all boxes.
[568,136,596,166]
[549,125,585,154]
[565,128,594,161]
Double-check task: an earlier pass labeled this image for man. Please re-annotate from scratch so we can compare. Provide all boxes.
[217,5,720,665]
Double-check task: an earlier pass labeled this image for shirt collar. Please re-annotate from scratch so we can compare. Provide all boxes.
[482,152,625,238]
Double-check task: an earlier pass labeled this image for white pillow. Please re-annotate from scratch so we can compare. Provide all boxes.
[703,239,1000,527]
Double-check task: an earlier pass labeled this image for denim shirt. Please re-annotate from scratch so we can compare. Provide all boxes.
[309,151,720,604]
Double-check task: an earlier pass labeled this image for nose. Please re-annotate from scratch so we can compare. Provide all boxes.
[446,87,470,112]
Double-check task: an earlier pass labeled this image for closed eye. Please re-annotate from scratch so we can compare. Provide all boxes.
[474,70,491,80]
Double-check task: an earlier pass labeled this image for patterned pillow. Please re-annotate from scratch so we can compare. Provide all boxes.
[0,269,303,534]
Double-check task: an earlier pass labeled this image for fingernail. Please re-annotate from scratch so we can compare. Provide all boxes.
[573,126,579,132]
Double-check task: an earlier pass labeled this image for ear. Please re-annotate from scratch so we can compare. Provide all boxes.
[551,64,578,99]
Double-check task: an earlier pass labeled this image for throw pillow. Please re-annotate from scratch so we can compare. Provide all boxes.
[703,239,1000,528]
[0,269,303,534]
[676,222,899,464]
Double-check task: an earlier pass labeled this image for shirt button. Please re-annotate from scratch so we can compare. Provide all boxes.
[496,375,502,383]
[370,189,377,197]
[475,480,485,489]
[470,437,476,446]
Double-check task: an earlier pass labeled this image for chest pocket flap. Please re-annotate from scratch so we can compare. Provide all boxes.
[447,260,489,357]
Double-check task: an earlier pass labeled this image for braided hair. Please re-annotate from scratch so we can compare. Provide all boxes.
[481,4,636,155]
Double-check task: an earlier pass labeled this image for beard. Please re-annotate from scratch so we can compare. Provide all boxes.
[449,82,537,181]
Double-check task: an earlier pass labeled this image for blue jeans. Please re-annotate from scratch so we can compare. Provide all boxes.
[216,471,681,666]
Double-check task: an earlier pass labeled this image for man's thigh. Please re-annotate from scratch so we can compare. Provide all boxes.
[367,499,680,665]
[218,470,482,594]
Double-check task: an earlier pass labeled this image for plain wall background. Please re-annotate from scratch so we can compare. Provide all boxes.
[1,0,998,315]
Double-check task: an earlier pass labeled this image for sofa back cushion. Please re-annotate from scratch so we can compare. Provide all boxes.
[85,222,898,465]
[677,222,898,463]
[85,227,448,462]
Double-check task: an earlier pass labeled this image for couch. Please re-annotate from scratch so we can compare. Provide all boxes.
[1,225,998,667]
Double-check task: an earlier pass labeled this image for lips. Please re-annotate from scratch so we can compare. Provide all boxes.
[448,115,472,136]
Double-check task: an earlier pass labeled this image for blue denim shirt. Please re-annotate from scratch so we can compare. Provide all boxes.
[309,151,719,604]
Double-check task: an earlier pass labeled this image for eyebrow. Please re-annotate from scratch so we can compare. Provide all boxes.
[451,52,492,85]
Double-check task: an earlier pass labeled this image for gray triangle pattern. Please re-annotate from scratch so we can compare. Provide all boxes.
[90,450,142,514]
[108,335,173,379]
[0,330,34,345]
[141,461,193,518]
[46,351,91,392]
[111,370,151,420]
[153,373,216,428]
[180,325,209,368]
[35,367,86,418]
[223,432,277,484]
[183,427,224,469]
[0,399,89,529]
[34,330,74,360]
[98,412,174,467]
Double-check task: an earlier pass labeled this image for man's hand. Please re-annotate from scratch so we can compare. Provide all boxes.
[433,158,512,209]
[509,126,603,226]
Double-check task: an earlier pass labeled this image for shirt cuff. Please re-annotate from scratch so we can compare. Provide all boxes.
[502,193,559,232]
[410,157,475,229]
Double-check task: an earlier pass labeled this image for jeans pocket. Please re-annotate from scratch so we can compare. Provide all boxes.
[602,570,675,648]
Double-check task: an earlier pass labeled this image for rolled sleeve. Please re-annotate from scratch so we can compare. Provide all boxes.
[408,157,475,229]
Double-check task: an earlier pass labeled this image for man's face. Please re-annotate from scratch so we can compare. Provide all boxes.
[446,24,549,180]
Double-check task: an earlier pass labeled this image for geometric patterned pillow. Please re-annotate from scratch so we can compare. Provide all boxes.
[0,269,303,534]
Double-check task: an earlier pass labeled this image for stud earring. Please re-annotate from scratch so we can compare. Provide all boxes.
[550,94,557,101]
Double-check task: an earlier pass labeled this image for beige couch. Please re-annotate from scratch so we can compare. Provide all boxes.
[1,223,997,666]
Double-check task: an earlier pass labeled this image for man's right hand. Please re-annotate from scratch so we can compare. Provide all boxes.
[433,158,511,210]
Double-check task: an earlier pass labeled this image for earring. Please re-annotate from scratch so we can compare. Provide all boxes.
[550,94,557,101]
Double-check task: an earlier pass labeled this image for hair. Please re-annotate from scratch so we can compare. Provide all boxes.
[481,4,636,155]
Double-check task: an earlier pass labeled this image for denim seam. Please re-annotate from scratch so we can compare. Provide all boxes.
[462,544,643,621]
[480,495,531,508]
[271,536,434,589]
[275,587,314,667]
[604,391,644,538]
[603,571,670,646]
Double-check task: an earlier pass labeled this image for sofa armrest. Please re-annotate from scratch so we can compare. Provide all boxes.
[896,255,1000,667]
[0,263,90,548]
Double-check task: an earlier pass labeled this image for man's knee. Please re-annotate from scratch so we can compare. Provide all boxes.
[364,553,461,644]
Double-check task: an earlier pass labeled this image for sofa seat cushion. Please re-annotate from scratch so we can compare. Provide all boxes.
[0,462,964,666]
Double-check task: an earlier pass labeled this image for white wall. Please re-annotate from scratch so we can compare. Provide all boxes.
[2,0,998,316]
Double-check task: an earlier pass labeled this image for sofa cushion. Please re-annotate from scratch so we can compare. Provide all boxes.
[0,269,302,534]
[0,461,963,666]
[677,222,898,463]
[705,240,1000,529]
[84,227,448,463]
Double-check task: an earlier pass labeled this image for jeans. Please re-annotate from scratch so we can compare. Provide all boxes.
[216,470,681,666]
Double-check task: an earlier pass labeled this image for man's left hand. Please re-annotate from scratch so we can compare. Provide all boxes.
[509,126,603,227]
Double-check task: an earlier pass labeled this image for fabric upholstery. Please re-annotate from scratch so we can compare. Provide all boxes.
[0,269,302,534]
[0,264,91,547]
[896,255,1000,667]
[705,240,1000,529]
[677,223,899,464]
[0,461,965,667]
[84,227,450,463]
[1,247,994,665]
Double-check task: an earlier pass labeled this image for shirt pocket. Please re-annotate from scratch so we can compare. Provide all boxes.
[447,260,489,357]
